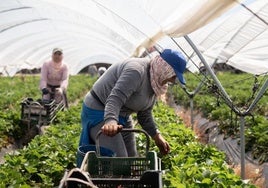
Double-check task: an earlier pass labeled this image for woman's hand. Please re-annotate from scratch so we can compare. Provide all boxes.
[153,133,170,155]
[101,120,123,136]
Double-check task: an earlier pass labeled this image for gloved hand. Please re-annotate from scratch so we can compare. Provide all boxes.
[42,88,49,95]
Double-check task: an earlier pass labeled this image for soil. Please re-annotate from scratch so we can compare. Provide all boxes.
[0,125,39,164]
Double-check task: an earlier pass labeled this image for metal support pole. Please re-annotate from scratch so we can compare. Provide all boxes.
[184,35,240,114]
[240,116,246,179]
[190,98,194,129]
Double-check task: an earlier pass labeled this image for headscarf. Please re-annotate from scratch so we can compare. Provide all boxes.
[150,55,176,96]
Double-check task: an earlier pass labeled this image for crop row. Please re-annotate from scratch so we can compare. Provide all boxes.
[169,71,268,163]
[0,74,255,187]
[0,74,96,149]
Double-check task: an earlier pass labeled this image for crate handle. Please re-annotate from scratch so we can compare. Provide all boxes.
[95,128,150,156]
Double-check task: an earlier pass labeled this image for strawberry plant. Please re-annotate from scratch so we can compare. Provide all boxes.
[0,74,96,149]
[0,74,257,187]
[151,102,255,187]
[0,105,81,187]
[170,71,268,164]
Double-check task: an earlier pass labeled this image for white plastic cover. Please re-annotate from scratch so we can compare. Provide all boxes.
[1,0,266,76]
[170,0,268,75]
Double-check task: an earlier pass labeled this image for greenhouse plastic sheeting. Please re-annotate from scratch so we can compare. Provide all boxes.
[0,0,235,76]
[1,0,267,76]
[167,0,268,75]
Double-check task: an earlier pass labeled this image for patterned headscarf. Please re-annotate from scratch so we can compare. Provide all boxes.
[150,55,176,96]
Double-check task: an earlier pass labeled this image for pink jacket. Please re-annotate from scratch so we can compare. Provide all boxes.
[39,60,69,90]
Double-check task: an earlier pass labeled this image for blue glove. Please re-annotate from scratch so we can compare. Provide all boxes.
[42,88,49,95]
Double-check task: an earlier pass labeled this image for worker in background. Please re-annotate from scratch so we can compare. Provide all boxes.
[88,65,98,77]
[39,48,69,108]
[98,66,107,77]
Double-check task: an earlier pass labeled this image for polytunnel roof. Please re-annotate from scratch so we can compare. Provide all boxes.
[0,0,266,76]
[157,0,268,75]
[193,0,268,75]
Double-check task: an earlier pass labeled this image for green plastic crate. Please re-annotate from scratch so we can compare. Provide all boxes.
[80,129,163,187]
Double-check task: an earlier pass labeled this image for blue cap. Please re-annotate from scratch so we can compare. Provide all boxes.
[160,49,187,85]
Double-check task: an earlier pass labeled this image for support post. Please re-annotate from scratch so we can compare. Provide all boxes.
[190,98,194,129]
[240,116,246,180]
